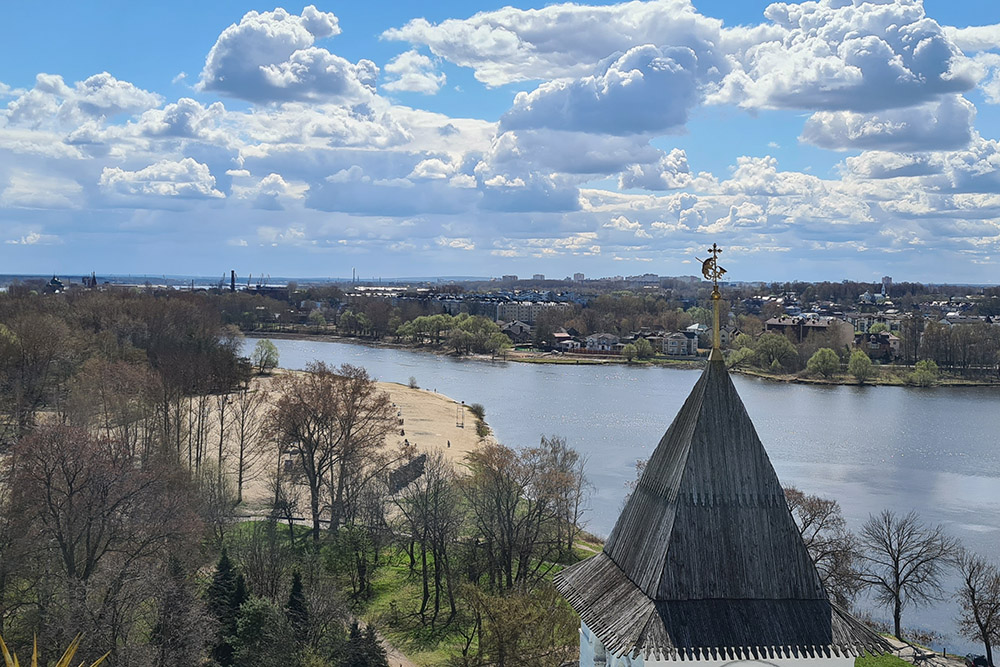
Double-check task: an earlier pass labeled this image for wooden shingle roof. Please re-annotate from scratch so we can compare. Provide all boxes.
[555,358,890,659]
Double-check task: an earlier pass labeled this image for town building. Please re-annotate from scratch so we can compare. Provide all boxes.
[574,273,585,282]
[556,355,889,667]
[662,331,698,356]
[499,320,532,345]
[495,301,572,325]
[586,333,620,352]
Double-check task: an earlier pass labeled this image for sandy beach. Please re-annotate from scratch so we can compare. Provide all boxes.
[237,373,484,508]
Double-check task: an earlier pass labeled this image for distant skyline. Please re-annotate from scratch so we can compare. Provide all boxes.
[2,0,1000,283]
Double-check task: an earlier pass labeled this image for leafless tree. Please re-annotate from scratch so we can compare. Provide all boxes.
[214,391,231,488]
[268,364,340,541]
[230,520,291,602]
[198,461,238,549]
[784,486,862,608]
[327,365,395,532]
[462,442,562,591]
[538,435,589,555]
[394,451,464,626]
[0,313,75,443]
[9,424,203,664]
[267,363,395,541]
[63,359,161,462]
[231,384,269,504]
[857,509,958,639]
[956,550,1000,667]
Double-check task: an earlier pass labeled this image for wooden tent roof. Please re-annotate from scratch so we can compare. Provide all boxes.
[554,358,889,659]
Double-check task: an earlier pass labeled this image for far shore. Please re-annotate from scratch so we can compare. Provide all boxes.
[245,330,1000,388]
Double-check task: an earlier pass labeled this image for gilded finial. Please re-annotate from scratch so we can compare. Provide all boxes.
[696,243,726,359]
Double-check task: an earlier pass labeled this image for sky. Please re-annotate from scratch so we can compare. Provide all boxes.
[2,0,1000,283]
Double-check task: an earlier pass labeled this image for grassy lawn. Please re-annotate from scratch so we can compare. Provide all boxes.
[359,548,475,666]
[856,654,912,667]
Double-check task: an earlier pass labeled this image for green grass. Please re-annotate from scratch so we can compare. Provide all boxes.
[358,548,475,666]
[856,653,911,667]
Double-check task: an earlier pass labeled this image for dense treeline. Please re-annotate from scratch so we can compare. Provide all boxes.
[0,286,591,665]
[0,287,393,665]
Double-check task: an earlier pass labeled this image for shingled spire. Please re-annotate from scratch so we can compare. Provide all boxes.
[556,253,889,662]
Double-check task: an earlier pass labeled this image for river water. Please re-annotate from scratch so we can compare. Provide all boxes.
[258,337,1000,654]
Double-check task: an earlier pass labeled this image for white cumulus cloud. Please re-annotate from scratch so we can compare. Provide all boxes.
[713,0,976,111]
[384,50,446,94]
[384,0,725,87]
[801,95,975,151]
[199,6,377,104]
[99,158,224,199]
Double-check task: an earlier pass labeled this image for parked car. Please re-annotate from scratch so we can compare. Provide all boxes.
[964,654,989,667]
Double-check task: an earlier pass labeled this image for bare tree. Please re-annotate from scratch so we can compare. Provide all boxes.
[784,486,862,608]
[63,358,161,462]
[462,442,562,591]
[538,435,588,555]
[857,509,958,639]
[394,451,464,626]
[215,391,231,488]
[327,365,395,532]
[231,385,269,504]
[230,520,291,602]
[956,550,1000,667]
[10,424,203,663]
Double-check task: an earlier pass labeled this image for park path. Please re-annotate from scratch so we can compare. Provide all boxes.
[379,630,420,667]
[884,637,967,667]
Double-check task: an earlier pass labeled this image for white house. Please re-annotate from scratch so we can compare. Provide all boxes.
[586,333,620,352]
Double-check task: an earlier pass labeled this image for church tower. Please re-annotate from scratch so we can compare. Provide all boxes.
[555,247,888,667]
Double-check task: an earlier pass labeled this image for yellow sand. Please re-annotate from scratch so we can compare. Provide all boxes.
[238,375,484,507]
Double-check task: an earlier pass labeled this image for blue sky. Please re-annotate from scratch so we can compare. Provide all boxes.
[2,0,1000,282]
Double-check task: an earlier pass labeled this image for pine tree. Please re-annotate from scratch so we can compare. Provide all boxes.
[339,622,388,667]
[206,549,246,666]
[286,570,309,645]
[150,557,213,667]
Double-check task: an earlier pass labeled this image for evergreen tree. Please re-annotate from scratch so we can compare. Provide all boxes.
[206,549,247,666]
[150,557,214,667]
[232,597,299,667]
[338,622,388,667]
[286,570,310,644]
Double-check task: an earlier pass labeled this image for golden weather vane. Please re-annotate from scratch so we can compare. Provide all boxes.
[696,243,726,358]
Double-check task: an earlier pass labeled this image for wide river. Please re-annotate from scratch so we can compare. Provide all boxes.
[260,337,1000,653]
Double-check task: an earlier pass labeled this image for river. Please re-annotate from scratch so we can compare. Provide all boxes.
[257,337,1000,654]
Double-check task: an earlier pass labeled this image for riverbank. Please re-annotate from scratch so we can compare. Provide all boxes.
[246,331,1000,387]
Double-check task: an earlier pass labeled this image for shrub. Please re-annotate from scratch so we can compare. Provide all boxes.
[907,359,939,387]
[848,350,873,384]
[806,348,840,378]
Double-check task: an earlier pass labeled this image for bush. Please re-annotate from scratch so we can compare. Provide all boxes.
[635,338,654,359]
[848,350,873,384]
[907,359,939,387]
[469,403,486,421]
[806,348,840,378]
[408,376,418,389]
